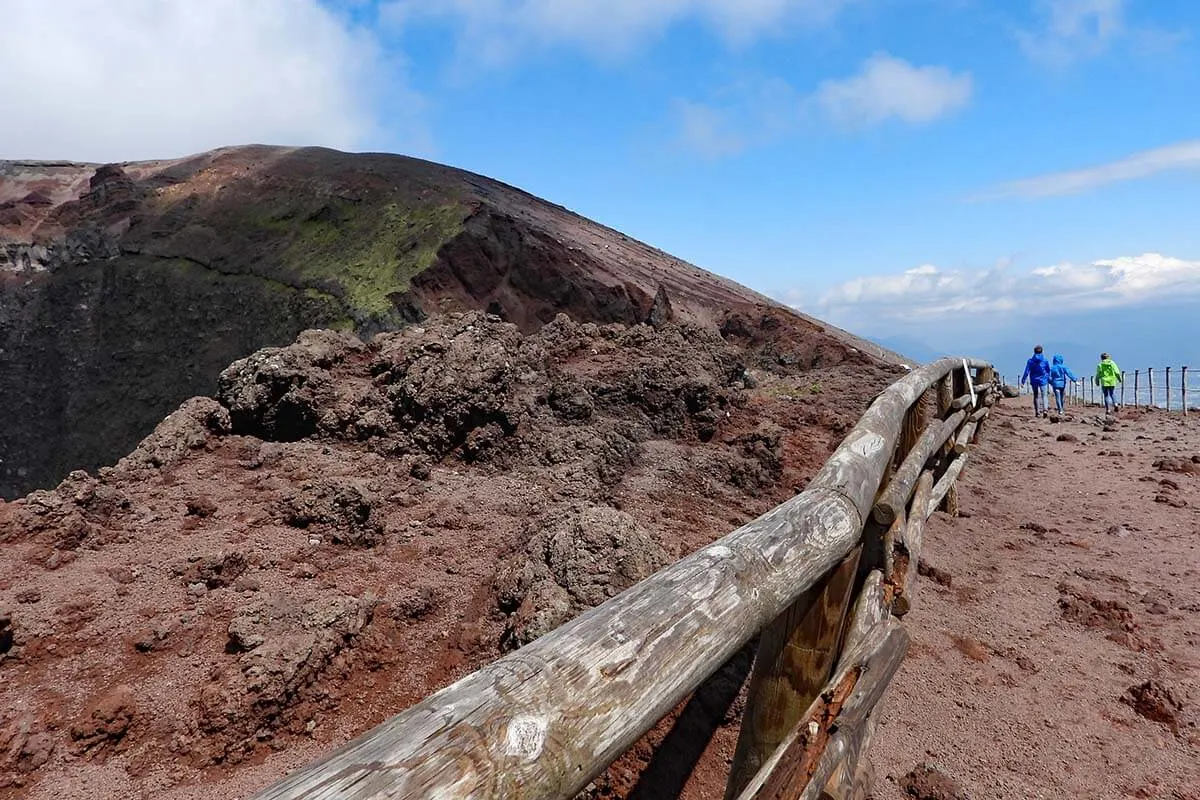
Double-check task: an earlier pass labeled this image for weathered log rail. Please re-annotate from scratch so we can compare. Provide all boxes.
[251,357,998,800]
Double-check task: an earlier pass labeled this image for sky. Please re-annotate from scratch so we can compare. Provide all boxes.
[3,0,1199,373]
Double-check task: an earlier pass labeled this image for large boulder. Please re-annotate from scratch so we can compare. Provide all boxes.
[494,504,667,648]
[217,331,365,442]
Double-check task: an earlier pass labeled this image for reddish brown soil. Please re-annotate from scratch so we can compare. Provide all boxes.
[9,307,1194,800]
[0,310,898,799]
[871,403,1200,799]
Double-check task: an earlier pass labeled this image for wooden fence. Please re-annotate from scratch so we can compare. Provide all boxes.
[250,357,996,800]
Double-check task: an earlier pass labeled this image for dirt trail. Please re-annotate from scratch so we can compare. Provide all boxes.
[870,402,1200,800]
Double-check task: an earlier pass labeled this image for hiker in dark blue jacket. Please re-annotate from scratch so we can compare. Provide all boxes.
[1048,354,1076,414]
[1020,345,1052,417]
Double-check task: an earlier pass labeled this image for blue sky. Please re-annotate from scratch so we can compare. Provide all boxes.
[3,0,1199,361]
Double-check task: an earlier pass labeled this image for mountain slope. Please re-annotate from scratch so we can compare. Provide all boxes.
[0,145,892,498]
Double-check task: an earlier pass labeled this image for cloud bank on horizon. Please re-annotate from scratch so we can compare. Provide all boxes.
[812,253,1200,334]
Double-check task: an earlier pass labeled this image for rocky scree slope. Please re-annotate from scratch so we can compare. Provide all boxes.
[0,309,899,798]
[1,145,889,499]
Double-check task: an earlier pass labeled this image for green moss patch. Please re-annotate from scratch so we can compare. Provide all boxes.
[260,199,468,322]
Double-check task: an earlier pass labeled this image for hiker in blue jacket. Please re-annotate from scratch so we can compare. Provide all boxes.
[1020,345,1052,418]
[1048,354,1076,414]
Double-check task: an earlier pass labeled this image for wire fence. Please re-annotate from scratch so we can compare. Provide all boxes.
[1002,367,1197,412]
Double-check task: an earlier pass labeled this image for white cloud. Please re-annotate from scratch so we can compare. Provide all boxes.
[673,55,972,156]
[384,0,856,63]
[816,253,1200,328]
[0,0,424,162]
[813,53,974,126]
[1016,0,1187,66]
[1017,0,1126,65]
[672,77,802,157]
[978,139,1200,199]
[674,100,750,158]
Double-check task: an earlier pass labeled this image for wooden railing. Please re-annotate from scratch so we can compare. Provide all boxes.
[250,357,997,800]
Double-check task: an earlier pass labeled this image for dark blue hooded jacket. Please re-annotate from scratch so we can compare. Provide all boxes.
[1048,354,1076,389]
[1022,352,1051,386]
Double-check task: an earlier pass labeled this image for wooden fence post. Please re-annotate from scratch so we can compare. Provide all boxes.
[1134,370,1140,408]
[974,367,994,438]
[725,549,862,799]
[871,389,930,578]
[1120,372,1126,407]
[1184,366,1189,416]
[895,391,930,474]
[937,373,953,418]
[1148,368,1155,409]
[938,369,965,515]
[1166,367,1172,411]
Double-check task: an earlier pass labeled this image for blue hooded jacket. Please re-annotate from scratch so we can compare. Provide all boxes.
[1048,354,1076,389]
[1022,352,1051,386]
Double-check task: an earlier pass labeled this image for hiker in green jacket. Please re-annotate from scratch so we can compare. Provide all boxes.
[1095,353,1122,413]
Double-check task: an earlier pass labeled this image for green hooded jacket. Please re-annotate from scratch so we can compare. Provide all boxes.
[1095,357,1121,387]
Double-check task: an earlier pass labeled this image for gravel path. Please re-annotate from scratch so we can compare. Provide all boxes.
[870,402,1200,800]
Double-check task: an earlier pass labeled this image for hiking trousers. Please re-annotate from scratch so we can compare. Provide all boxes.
[1031,383,1046,415]
[1053,386,1066,413]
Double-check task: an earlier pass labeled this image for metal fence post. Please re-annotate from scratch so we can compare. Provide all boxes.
[1149,368,1155,409]
[1184,366,1189,416]
[1166,367,1172,411]
[1134,370,1140,408]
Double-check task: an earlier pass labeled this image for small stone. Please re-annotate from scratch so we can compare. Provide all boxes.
[132,622,172,653]
[185,496,218,518]
[15,589,41,604]
[392,586,436,620]
[1121,680,1184,731]
[233,575,261,593]
[902,764,968,800]
[187,582,208,598]
[1154,494,1188,508]
[106,566,136,585]
[292,563,318,580]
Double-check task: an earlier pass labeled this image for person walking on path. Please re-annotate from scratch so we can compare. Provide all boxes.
[1095,352,1122,414]
[1049,354,1077,415]
[1021,345,1052,418]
